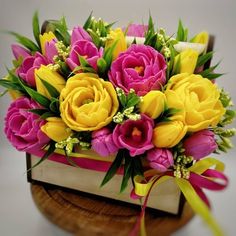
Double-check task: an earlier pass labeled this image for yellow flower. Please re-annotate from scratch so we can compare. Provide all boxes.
[41,117,72,142]
[105,28,127,59]
[174,48,198,74]
[139,91,166,119]
[152,121,187,148]
[191,31,209,44]
[35,65,66,99]
[39,31,56,55]
[60,73,119,131]
[166,73,225,132]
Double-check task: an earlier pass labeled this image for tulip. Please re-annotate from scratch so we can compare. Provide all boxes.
[152,121,187,148]
[174,49,198,74]
[71,26,92,45]
[125,24,148,37]
[139,91,166,119]
[105,28,127,60]
[191,31,209,45]
[183,130,217,160]
[41,117,72,142]
[147,148,174,172]
[91,128,119,157]
[11,44,31,60]
[35,65,66,98]
[39,31,57,55]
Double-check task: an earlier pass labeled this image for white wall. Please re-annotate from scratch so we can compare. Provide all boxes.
[0,0,235,235]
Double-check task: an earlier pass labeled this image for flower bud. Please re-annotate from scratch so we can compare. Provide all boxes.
[183,130,217,160]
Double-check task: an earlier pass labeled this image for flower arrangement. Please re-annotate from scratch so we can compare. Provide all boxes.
[1,12,235,235]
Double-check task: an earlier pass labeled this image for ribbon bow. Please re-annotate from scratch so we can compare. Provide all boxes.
[130,158,228,236]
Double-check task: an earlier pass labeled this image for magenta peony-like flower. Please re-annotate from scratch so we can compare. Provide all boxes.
[113,114,154,157]
[125,24,148,37]
[4,97,50,152]
[183,130,218,160]
[91,128,119,157]
[71,26,92,45]
[66,40,103,71]
[16,52,48,87]
[147,148,174,172]
[108,44,167,96]
[11,44,31,60]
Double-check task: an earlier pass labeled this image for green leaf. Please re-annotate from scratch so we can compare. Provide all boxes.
[40,111,56,120]
[32,11,41,47]
[100,149,125,187]
[176,20,188,41]
[83,11,93,30]
[28,108,49,116]
[103,40,118,67]
[196,51,214,67]
[132,157,144,177]
[39,77,60,98]
[8,31,39,52]
[204,73,224,80]
[126,95,140,108]
[97,58,107,75]
[64,150,80,167]
[79,55,91,67]
[120,156,132,193]
[49,98,60,114]
[0,79,24,92]
[27,141,56,172]
[0,89,8,97]
[172,54,181,75]
[200,62,221,77]
[147,13,155,33]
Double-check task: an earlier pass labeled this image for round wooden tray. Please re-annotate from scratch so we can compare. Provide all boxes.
[31,184,194,236]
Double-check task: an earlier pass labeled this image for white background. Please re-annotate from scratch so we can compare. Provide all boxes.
[0,0,236,235]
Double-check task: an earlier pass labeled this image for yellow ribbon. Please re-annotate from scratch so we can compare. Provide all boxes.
[133,158,226,236]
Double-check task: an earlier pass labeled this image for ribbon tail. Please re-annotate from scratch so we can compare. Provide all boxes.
[176,178,224,236]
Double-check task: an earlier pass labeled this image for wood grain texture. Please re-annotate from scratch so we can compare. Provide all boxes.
[31,184,194,236]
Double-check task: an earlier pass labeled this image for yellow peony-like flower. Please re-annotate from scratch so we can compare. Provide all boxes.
[60,73,119,131]
[174,48,198,74]
[166,73,225,132]
[35,65,66,99]
[153,121,187,148]
[39,31,56,55]
[105,28,127,60]
[41,117,72,142]
[139,91,166,119]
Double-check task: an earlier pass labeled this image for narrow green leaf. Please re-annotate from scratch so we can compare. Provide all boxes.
[64,150,80,167]
[79,55,91,67]
[83,11,93,30]
[103,40,118,67]
[200,61,221,77]
[148,13,155,33]
[176,20,184,41]
[132,157,144,177]
[0,89,8,97]
[97,58,107,75]
[126,95,140,107]
[27,141,56,172]
[8,31,39,52]
[49,98,60,114]
[0,79,24,92]
[40,111,56,120]
[196,51,214,67]
[120,156,132,193]
[100,149,125,187]
[32,11,41,47]
[205,73,224,80]
[28,108,49,116]
[39,77,60,98]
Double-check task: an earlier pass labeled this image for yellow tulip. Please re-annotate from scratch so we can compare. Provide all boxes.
[152,121,187,148]
[139,91,166,119]
[191,31,209,45]
[39,31,56,55]
[174,48,198,74]
[60,73,119,131]
[35,65,66,99]
[105,28,127,59]
[41,117,72,142]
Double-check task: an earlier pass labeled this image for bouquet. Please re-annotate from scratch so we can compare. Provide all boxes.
[1,12,235,235]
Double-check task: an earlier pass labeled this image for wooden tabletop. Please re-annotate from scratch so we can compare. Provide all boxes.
[31,184,194,236]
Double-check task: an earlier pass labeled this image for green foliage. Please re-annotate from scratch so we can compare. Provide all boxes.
[176,20,188,42]
[196,51,214,67]
[39,78,60,98]
[199,61,223,80]
[32,11,41,48]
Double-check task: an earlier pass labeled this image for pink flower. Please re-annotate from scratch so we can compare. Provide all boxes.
[16,52,48,87]
[113,114,154,157]
[11,44,31,60]
[4,97,50,152]
[44,38,58,64]
[125,24,148,37]
[66,40,103,71]
[147,148,174,172]
[109,44,167,96]
[71,26,92,45]
[91,128,119,157]
[183,130,218,160]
